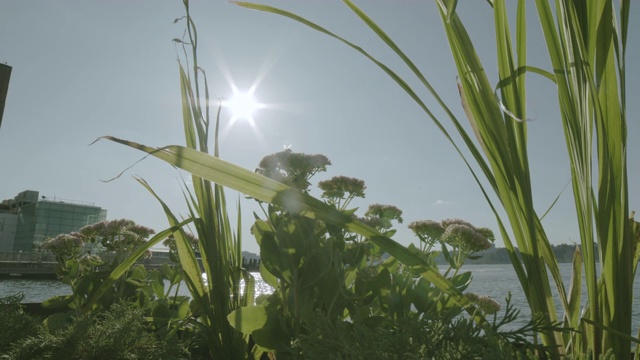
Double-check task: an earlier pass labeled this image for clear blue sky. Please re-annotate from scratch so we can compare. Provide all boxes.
[1,1,638,254]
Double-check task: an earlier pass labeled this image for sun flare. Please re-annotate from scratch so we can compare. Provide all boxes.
[224,90,261,123]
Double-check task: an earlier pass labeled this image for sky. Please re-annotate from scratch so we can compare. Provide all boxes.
[1,1,638,255]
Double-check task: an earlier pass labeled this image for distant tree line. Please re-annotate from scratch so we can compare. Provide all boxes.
[450,243,587,265]
[241,244,585,268]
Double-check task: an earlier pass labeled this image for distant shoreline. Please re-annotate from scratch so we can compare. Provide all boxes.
[0,244,582,280]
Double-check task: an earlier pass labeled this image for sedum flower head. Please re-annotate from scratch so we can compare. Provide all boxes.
[256,150,331,191]
[318,176,366,201]
[364,204,403,230]
[441,218,475,230]
[475,227,495,242]
[464,292,480,303]
[408,220,444,248]
[441,224,475,247]
[441,221,492,253]
[79,219,155,252]
[42,232,84,259]
[464,292,501,315]
[476,296,501,315]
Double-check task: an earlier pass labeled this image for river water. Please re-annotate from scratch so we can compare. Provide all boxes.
[2,263,640,334]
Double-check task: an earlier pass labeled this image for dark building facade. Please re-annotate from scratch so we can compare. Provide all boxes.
[0,63,11,129]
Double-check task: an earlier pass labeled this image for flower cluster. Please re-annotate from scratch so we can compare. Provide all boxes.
[41,232,84,259]
[256,150,331,191]
[408,218,494,267]
[477,296,501,315]
[318,176,366,202]
[417,218,494,254]
[363,204,403,230]
[408,220,445,250]
[79,219,155,254]
[464,292,501,315]
[441,223,492,253]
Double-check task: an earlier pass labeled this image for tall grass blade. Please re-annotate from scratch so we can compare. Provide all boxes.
[100,136,490,327]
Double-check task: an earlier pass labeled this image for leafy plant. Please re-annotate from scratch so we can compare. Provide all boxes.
[99,7,491,357]
[34,222,196,357]
[296,315,527,360]
[78,219,155,268]
[0,294,42,355]
[225,151,504,359]
[2,302,188,360]
[40,219,157,316]
[410,218,494,277]
[228,0,637,358]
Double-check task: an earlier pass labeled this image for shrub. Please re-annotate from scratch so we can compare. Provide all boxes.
[0,294,42,355]
[3,302,188,360]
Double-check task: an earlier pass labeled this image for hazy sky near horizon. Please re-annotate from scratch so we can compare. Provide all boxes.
[1,1,638,254]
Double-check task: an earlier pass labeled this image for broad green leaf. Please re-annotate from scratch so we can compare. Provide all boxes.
[42,294,74,309]
[227,305,268,334]
[150,270,165,298]
[259,262,279,289]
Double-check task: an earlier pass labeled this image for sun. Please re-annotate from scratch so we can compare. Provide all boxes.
[224,90,261,123]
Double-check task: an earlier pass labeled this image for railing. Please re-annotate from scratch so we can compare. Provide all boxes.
[0,252,260,277]
[0,252,56,262]
[0,251,173,278]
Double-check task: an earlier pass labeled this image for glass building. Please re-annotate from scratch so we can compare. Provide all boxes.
[2,190,107,252]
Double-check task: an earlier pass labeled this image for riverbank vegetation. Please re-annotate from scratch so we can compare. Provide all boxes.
[3,0,639,358]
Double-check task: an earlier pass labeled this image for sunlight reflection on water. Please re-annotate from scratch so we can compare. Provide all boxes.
[0,272,273,303]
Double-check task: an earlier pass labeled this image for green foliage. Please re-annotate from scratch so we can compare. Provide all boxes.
[157,3,255,357]
[101,136,480,330]
[97,3,255,358]
[0,294,42,355]
[40,219,161,317]
[2,303,188,360]
[94,2,579,358]
[232,0,637,358]
[39,218,194,346]
[295,299,545,360]
[1,265,197,358]
[226,151,507,358]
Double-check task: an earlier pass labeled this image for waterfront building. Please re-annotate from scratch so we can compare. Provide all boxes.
[0,212,17,252]
[0,190,107,252]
